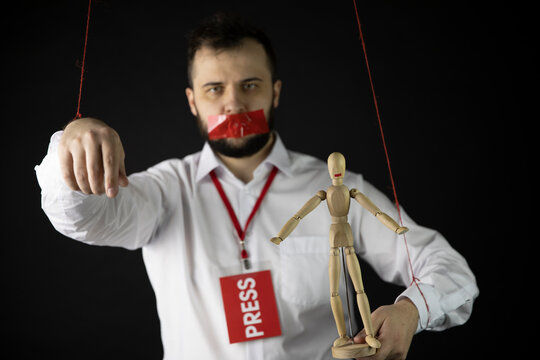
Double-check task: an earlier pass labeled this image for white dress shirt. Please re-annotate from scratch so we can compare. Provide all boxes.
[35,131,479,360]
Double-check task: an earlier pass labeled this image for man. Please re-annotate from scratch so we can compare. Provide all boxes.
[35,13,478,360]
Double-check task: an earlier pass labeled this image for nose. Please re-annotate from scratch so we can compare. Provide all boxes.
[223,87,247,114]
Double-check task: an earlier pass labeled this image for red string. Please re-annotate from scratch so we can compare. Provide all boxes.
[75,0,92,119]
[352,0,431,328]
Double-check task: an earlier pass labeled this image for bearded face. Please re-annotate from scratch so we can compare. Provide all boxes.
[196,105,275,158]
[185,39,282,159]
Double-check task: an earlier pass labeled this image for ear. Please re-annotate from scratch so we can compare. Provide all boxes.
[185,87,198,116]
[272,80,282,108]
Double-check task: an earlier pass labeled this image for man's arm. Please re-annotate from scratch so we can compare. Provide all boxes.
[349,178,478,358]
[357,180,478,330]
[35,118,168,250]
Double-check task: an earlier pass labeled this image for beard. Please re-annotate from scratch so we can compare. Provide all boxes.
[196,106,275,158]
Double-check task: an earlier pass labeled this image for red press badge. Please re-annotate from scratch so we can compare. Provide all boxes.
[207,109,269,140]
[219,270,281,344]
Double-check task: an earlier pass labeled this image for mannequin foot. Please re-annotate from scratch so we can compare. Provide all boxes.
[365,335,381,349]
[333,336,353,347]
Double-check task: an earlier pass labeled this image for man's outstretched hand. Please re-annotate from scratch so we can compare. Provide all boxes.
[354,299,419,360]
[58,117,128,198]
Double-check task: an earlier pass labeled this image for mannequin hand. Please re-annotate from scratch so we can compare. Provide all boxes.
[58,117,128,198]
[354,299,418,360]
[270,237,283,245]
[396,226,409,235]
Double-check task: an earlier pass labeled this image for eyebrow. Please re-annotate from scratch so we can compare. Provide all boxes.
[202,77,264,88]
[241,77,263,83]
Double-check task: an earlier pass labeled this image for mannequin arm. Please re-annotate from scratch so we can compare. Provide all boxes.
[350,188,408,234]
[270,190,326,245]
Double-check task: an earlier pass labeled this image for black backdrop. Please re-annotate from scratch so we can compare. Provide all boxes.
[3,0,533,359]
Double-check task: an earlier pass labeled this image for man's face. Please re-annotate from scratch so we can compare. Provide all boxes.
[186,38,282,157]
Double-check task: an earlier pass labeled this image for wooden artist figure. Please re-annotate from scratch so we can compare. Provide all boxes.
[270,152,408,358]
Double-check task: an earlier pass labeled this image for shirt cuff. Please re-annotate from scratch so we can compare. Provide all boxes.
[395,282,438,334]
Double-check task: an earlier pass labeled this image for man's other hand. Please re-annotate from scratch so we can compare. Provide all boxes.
[354,299,419,360]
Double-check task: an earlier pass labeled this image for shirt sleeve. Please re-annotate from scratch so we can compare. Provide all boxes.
[34,131,171,250]
[355,179,479,334]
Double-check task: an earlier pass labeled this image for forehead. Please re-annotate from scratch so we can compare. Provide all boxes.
[191,39,272,85]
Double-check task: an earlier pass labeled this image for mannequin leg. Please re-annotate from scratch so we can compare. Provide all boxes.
[329,247,350,347]
[345,246,381,349]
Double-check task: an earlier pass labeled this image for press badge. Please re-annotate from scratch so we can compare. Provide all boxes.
[219,270,281,344]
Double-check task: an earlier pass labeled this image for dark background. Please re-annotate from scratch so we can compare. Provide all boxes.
[3,0,533,359]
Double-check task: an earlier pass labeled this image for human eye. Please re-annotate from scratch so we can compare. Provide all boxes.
[242,82,258,91]
[206,86,223,95]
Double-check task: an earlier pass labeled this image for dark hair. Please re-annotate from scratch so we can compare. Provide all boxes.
[186,12,278,86]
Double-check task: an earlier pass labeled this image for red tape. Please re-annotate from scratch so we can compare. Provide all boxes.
[207,109,269,140]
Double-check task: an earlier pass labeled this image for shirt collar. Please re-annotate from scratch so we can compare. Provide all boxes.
[195,132,292,183]
[260,132,292,177]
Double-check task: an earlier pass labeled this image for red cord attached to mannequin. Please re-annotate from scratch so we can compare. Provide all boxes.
[352,0,431,328]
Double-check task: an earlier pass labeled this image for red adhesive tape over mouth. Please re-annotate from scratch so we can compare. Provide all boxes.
[207,109,269,140]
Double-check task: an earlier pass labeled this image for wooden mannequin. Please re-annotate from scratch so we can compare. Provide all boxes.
[270,152,408,358]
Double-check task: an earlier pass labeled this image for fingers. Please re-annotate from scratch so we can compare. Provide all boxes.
[87,139,105,194]
[103,131,129,198]
[354,310,386,359]
[72,143,92,194]
[58,119,127,198]
[102,139,118,197]
[58,147,79,192]
[354,332,389,360]
[354,328,366,344]
[354,303,416,360]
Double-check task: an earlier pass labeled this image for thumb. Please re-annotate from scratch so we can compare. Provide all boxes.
[353,328,367,344]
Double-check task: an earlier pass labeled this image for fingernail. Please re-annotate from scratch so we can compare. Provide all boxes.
[106,187,117,198]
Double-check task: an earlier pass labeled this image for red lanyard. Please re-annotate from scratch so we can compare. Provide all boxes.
[210,166,279,270]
